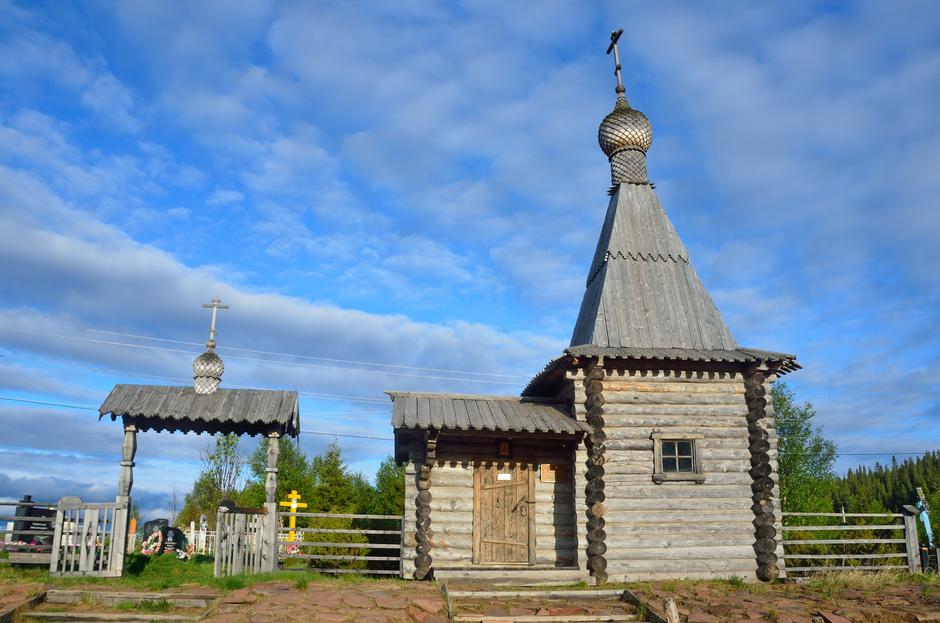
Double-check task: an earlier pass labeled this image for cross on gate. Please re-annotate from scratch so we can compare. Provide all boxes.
[202,296,229,348]
[278,489,308,542]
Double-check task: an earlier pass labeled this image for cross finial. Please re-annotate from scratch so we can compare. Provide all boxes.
[606,28,626,97]
[201,296,229,349]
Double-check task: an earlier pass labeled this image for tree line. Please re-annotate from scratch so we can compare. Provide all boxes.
[774,382,939,529]
[177,437,404,529]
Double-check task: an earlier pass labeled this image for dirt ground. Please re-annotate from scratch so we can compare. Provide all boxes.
[4,571,940,622]
[632,573,940,623]
[202,579,447,623]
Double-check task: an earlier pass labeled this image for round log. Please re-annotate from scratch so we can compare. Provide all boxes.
[748,397,767,410]
[590,431,607,445]
[415,542,431,555]
[587,541,607,556]
[745,385,766,400]
[752,513,776,529]
[749,463,772,479]
[753,537,777,554]
[751,477,775,494]
[754,525,776,539]
[586,393,606,409]
[756,551,778,566]
[756,563,779,582]
[587,368,605,381]
[752,498,775,514]
[417,491,432,505]
[746,409,766,423]
[587,380,604,395]
[587,490,606,505]
[590,502,607,517]
[587,415,606,429]
[587,465,606,479]
[588,556,607,574]
[587,516,605,531]
[750,453,770,468]
[414,554,431,568]
[587,528,607,543]
[748,428,769,443]
[749,439,770,454]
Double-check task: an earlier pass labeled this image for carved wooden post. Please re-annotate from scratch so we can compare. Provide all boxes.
[414,431,437,580]
[744,369,779,581]
[118,422,137,498]
[584,362,608,584]
[265,432,280,504]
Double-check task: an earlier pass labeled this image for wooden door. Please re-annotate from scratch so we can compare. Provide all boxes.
[473,463,535,564]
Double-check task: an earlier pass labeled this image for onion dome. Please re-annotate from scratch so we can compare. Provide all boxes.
[598,95,653,157]
[193,348,224,394]
[598,95,652,186]
[193,296,229,394]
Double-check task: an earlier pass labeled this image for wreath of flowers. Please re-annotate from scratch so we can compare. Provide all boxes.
[140,529,163,556]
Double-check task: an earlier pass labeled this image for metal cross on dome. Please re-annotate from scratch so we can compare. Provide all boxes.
[606,28,626,97]
[202,296,229,349]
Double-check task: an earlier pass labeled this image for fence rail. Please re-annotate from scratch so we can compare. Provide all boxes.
[0,497,57,566]
[278,511,403,576]
[781,508,921,575]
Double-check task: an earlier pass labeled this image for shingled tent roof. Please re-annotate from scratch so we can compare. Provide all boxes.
[388,392,588,435]
[570,183,738,351]
[99,384,300,437]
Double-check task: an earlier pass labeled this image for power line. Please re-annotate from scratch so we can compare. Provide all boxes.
[0,396,391,440]
[7,329,521,385]
[0,396,934,458]
[10,324,531,381]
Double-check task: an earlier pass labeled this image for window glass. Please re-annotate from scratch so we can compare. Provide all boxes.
[660,439,697,474]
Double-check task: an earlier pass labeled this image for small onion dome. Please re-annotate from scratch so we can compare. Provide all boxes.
[598,95,653,158]
[193,349,224,394]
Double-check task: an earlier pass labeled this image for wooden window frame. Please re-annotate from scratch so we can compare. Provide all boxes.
[651,432,705,484]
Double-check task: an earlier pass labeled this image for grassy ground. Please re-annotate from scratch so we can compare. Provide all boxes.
[0,553,386,593]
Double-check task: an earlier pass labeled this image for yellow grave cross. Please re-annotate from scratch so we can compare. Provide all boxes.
[278,490,308,542]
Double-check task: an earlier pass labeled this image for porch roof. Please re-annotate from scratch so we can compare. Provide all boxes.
[99,384,300,437]
[387,392,589,436]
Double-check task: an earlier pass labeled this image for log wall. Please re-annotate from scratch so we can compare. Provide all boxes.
[569,368,782,582]
[400,437,578,577]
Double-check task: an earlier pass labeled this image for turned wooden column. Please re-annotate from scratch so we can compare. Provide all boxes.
[583,362,608,584]
[265,431,280,504]
[414,431,437,580]
[118,421,137,498]
[744,368,780,581]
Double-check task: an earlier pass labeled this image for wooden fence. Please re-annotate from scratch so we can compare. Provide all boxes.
[277,512,403,576]
[50,496,130,577]
[0,497,56,566]
[781,507,921,574]
[214,503,276,577]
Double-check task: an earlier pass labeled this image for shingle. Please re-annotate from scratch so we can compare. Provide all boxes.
[571,183,737,350]
[99,384,300,437]
[386,392,589,436]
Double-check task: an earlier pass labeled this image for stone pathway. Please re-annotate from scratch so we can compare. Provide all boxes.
[203,579,447,623]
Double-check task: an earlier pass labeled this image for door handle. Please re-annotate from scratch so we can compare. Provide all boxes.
[511,495,527,513]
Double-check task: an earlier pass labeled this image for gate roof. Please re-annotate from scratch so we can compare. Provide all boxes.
[99,384,300,437]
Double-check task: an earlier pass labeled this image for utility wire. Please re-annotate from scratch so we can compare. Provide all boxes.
[0,396,391,440]
[1,396,934,457]
[9,325,530,382]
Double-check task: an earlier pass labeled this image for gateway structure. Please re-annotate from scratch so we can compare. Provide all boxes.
[389,32,798,584]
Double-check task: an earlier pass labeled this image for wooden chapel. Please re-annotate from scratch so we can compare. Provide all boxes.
[389,31,799,584]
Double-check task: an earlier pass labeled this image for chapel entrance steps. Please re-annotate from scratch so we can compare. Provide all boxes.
[19,589,219,623]
[441,583,653,623]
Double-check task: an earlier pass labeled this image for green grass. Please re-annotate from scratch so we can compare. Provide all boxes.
[0,553,394,594]
[114,599,172,613]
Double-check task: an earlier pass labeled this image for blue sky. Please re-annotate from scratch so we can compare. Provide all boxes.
[1,1,939,519]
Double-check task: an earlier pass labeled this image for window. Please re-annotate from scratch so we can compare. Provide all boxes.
[651,432,705,484]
